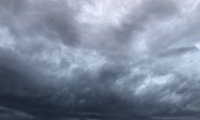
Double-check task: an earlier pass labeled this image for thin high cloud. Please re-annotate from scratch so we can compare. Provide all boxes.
[0,0,200,120]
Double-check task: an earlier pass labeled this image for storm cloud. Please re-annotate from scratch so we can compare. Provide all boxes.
[0,0,200,120]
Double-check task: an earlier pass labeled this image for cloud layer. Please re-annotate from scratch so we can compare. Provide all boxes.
[0,0,200,120]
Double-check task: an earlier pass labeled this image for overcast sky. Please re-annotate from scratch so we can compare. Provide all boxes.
[0,0,200,120]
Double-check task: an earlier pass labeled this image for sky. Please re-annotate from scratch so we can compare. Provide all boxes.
[0,0,200,120]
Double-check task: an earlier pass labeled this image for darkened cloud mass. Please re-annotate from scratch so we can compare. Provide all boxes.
[0,0,200,120]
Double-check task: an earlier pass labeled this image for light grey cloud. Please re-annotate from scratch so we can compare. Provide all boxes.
[77,0,180,56]
[0,0,79,46]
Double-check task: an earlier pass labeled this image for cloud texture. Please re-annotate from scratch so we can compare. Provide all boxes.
[0,0,200,120]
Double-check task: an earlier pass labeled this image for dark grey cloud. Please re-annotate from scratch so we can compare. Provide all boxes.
[0,0,200,120]
[158,46,198,57]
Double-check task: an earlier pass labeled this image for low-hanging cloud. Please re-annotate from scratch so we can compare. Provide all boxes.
[1,0,200,120]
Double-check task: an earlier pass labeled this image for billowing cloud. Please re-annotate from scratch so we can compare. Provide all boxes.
[0,0,200,120]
